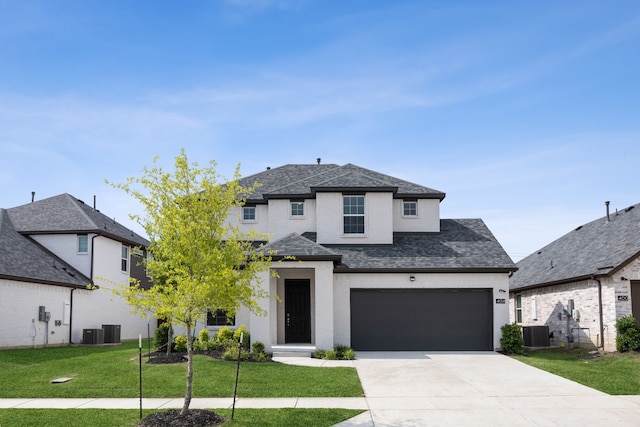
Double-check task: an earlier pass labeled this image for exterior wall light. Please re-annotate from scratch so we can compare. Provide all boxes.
[409,275,416,282]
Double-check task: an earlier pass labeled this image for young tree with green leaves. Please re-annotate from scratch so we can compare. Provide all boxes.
[109,149,273,415]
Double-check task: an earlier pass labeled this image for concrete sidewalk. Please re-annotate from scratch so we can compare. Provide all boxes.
[0,397,367,410]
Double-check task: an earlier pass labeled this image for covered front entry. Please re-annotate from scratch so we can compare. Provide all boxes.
[284,279,311,343]
[350,288,493,351]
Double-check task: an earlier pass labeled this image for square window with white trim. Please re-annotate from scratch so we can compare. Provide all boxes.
[290,201,304,217]
[403,200,418,217]
[242,206,256,222]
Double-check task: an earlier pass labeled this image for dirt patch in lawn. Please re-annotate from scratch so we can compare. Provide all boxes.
[139,409,225,426]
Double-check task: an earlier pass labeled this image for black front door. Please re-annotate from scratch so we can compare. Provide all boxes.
[285,279,311,343]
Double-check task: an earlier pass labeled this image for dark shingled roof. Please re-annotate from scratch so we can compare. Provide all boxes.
[7,193,149,247]
[299,219,516,272]
[510,202,640,290]
[0,209,90,287]
[259,233,342,261]
[240,163,445,202]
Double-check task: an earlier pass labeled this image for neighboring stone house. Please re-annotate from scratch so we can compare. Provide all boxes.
[509,202,640,352]
[0,194,152,348]
[215,163,516,353]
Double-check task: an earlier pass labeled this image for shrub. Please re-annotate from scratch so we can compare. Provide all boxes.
[500,323,524,355]
[253,352,267,362]
[334,344,348,358]
[313,350,326,359]
[216,327,234,342]
[324,350,337,360]
[154,322,172,351]
[615,315,640,352]
[343,348,356,360]
[174,335,187,352]
[233,325,250,349]
[252,341,265,355]
[223,346,249,361]
[199,329,210,344]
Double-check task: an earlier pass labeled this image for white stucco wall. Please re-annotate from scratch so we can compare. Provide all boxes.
[228,205,270,236]
[267,199,317,240]
[250,261,335,352]
[0,279,73,348]
[316,192,393,244]
[72,236,151,343]
[392,199,441,232]
[31,234,92,277]
[333,272,510,351]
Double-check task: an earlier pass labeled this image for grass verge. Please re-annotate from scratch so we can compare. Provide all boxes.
[0,408,365,427]
[0,340,363,398]
[513,348,640,395]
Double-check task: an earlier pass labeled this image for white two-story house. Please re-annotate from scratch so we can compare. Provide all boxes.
[220,163,516,353]
[0,193,152,348]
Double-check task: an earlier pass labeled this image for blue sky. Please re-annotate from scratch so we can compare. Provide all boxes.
[1,0,639,262]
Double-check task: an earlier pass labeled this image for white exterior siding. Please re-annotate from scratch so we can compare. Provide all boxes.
[333,272,510,351]
[316,192,393,244]
[267,199,317,240]
[393,199,440,232]
[31,234,92,277]
[73,236,151,343]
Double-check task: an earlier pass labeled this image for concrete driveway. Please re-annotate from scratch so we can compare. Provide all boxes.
[337,351,640,427]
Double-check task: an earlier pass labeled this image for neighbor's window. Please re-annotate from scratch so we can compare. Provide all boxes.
[242,206,256,221]
[403,200,418,217]
[207,309,235,326]
[77,235,88,253]
[515,294,522,323]
[343,195,365,234]
[290,201,304,217]
[121,245,129,272]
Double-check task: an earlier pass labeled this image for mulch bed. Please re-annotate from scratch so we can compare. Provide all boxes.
[139,409,225,427]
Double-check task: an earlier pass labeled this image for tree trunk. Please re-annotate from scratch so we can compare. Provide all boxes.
[166,324,173,356]
[181,324,194,415]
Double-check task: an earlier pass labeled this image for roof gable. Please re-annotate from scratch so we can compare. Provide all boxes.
[0,209,90,287]
[7,193,148,247]
[510,203,640,290]
[259,233,341,261]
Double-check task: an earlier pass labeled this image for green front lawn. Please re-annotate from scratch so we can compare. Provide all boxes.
[513,348,640,395]
[0,408,364,427]
[0,340,363,398]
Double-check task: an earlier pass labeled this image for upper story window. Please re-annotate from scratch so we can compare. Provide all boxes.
[403,200,418,217]
[242,206,256,222]
[290,201,304,217]
[515,294,522,323]
[121,245,129,272]
[77,235,88,253]
[343,195,365,234]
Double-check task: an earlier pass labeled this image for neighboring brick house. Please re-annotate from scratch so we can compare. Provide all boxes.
[216,163,516,353]
[0,194,152,348]
[509,202,640,352]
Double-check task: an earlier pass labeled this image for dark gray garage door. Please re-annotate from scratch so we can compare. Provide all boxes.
[351,289,493,351]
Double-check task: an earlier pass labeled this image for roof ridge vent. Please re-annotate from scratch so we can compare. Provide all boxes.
[574,225,583,231]
[625,205,635,213]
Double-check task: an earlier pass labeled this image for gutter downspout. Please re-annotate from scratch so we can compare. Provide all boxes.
[593,276,605,349]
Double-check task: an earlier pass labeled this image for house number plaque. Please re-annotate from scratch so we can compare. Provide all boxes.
[495,298,506,304]
[617,295,629,301]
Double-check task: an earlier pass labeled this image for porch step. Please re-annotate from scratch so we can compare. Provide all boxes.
[271,345,315,358]
[272,351,313,358]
